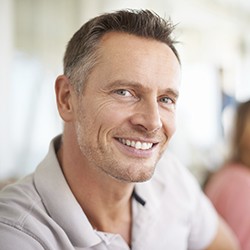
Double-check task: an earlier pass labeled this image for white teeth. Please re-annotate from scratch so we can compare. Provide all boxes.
[141,142,149,150]
[118,138,153,150]
[135,141,141,149]
[126,140,131,146]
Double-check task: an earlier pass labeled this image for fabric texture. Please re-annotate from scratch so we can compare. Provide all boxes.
[0,135,217,250]
[205,163,250,250]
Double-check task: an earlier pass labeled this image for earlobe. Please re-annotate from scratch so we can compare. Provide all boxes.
[55,75,75,122]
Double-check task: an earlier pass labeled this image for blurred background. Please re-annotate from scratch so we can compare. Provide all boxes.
[0,0,250,184]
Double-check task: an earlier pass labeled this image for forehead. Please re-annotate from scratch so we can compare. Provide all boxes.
[87,32,181,90]
[99,31,179,63]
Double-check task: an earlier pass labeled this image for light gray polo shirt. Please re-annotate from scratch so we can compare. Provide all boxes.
[0,136,217,249]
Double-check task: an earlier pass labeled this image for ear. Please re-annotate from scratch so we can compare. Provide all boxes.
[55,75,76,122]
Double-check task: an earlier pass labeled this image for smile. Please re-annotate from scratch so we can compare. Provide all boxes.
[118,138,154,150]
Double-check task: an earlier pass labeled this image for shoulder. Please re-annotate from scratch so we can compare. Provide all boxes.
[0,175,47,249]
[0,221,45,249]
[0,174,43,220]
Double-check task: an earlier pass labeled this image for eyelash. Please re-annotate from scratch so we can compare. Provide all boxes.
[159,96,175,105]
[113,89,176,106]
[114,89,132,97]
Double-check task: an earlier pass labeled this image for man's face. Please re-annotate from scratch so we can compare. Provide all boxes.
[74,32,181,183]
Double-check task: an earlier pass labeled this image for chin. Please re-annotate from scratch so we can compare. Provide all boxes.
[112,167,155,183]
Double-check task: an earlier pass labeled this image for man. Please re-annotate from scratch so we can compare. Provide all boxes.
[0,9,239,249]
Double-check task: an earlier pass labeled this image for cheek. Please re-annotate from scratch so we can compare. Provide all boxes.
[89,101,129,130]
[98,112,129,135]
[162,113,176,137]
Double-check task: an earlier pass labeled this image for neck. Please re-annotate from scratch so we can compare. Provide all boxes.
[57,132,134,245]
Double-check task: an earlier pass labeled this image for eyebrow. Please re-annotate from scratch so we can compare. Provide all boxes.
[106,80,179,99]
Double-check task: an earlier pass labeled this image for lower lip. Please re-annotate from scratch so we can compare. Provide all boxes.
[114,139,155,158]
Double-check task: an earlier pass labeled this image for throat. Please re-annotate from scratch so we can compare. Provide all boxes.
[86,193,133,246]
[92,214,132,246]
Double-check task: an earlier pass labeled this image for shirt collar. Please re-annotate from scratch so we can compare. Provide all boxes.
[134,159,167,213]
[34,135,101,248]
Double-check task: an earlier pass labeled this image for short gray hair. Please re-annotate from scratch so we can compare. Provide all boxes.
[63,9,180,93]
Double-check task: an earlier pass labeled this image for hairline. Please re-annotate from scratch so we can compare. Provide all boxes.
[63,10,180,94]
[67,31,180,95]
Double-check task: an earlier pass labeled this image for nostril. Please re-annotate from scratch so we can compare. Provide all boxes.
[130,113,162,133]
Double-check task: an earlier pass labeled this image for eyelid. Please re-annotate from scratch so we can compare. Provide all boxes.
[159,96,175,104]
[114,89,133,96]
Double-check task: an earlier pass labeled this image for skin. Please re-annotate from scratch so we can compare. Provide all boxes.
[55,32,239,249]
[240,116,250,166]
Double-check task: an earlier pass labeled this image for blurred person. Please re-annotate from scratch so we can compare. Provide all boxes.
[205,99,250,250]
[0,9,239,250]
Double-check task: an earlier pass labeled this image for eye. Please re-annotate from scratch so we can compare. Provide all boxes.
[114,89,133,97]
[159,96,174,104]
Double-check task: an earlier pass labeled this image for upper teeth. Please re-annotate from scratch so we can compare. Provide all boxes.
[119,138,153,150]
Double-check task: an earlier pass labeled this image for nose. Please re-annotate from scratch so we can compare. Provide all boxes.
[130,99,163,132]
